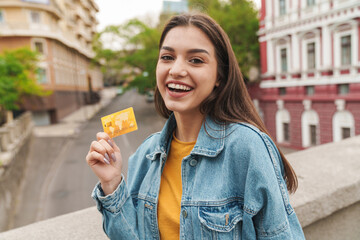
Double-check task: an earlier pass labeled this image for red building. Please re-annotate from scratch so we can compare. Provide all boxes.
[257,0,360,149]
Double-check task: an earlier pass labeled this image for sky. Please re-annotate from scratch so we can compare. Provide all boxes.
[94,0,261,31]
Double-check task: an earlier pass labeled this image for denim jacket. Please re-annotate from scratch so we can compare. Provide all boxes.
[92,114,305,240]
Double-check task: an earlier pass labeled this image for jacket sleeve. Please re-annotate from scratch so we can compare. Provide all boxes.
[92,175,140,240]
[241,132,305,240]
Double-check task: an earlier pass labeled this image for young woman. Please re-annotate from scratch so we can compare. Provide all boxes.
[86,13,305,240]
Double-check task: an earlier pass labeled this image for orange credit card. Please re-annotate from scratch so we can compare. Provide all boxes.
[101,107,138,138]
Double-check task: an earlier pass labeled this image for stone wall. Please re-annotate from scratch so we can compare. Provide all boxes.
[0,132,359,239]
[0,112,33,231]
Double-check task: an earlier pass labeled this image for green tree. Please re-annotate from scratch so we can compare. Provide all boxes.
[189,0,260,81]
[93,19,161,93]
[0,48,50,124]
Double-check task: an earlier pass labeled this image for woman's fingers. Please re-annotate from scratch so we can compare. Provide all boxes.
[90,140,116,164]
[96,132,121,152]
[86,150,108,166]
[99,139,117,162]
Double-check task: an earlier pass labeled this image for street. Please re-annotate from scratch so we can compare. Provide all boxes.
[12,90,166,229]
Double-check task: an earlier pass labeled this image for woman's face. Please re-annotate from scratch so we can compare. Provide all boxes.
[156,26,218,118]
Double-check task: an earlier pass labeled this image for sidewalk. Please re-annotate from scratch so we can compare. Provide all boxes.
[33,87,118,137]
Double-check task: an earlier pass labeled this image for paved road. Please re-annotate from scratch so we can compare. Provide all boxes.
[13,91,166,229]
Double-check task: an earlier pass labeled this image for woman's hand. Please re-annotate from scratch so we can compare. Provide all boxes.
[86,132,123,195]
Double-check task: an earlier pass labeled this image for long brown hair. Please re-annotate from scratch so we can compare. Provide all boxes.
[154,13,298,193]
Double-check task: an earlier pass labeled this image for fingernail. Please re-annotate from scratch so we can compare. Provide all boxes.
[105,153,110,161]
[104,158,110,165]
[107,140,114,148]
[111,153,117,162]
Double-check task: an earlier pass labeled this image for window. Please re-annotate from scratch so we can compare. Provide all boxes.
[0,10,4,23]
[333,110,354,142]
[306,86,315,96]
[279,0,286,15]
[307,0,315,6]
[37,68,47,83]
[280,48,287,72]
[307,42,316,69]
[276,107,290,143]
[338,84,349,95]
[302,110,319,147]
[310,125,317,145]
[342,127,350,139]
[279,87,286,95]
[341,35,351,66]
[34,41,44,54]
[283,123,290,142]
[30,11,40,23]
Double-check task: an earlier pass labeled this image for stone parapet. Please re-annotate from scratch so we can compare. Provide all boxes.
[0,112,34,231]
[0,134,359,239]
[0,111,33,175]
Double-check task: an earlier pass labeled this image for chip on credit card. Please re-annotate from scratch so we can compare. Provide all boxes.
[101,107,138,138]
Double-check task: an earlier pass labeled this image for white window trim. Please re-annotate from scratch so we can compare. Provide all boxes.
[266,39,276,76]
[275,38,291,79]
[301,110,320,147]
[276,100,291,143]
[333,21,358,75]
[29,10,41,24]
[301,0,317,10]
[276,110,291,143]
[332,110,355,142]
[274,0,291,18]
[301,30,321,77]
[31,38,47,56]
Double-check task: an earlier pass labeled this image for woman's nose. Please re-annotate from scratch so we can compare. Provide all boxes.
[169,59,187,78]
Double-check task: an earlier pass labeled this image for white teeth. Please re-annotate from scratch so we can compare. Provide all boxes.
[168,83,191,91]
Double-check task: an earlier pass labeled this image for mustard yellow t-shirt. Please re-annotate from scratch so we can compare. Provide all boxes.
[157,134,195,240]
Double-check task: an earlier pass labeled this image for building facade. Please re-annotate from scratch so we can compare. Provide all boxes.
[257,0,360,149]
[0,0,103,124]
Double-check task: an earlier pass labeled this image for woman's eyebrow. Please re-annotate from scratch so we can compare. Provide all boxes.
[161,46,210,55]
[188,48,210,55]
[161,46,175,52]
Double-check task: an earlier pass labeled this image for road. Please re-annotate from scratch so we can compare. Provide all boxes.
[12,90,166,229]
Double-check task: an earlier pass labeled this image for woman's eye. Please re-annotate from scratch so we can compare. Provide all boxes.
[189,58,204,64]
[160,55,173,61]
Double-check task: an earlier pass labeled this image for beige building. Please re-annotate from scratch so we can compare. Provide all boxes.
[0,0,103,124]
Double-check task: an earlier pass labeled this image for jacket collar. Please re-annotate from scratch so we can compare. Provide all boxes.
[147,114,225,161]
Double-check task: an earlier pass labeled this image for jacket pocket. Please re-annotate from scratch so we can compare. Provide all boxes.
[198,200,243,239]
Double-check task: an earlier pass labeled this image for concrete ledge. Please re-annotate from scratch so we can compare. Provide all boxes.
[0,207,107,240]
[289,135,360,228]
[0,135,359,239]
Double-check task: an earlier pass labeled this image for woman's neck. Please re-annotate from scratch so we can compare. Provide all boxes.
[174,112,205,142]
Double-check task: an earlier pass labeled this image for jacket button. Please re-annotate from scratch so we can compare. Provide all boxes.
[182,210,188,218]
[189,159,198,167]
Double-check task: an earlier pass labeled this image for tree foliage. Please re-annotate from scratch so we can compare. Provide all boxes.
[189,0,260,81]
[0,48,50,121]
[93,19,161,93]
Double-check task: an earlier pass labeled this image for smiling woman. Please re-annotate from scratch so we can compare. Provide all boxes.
[87,13,305,240]
[156,26,218,123]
